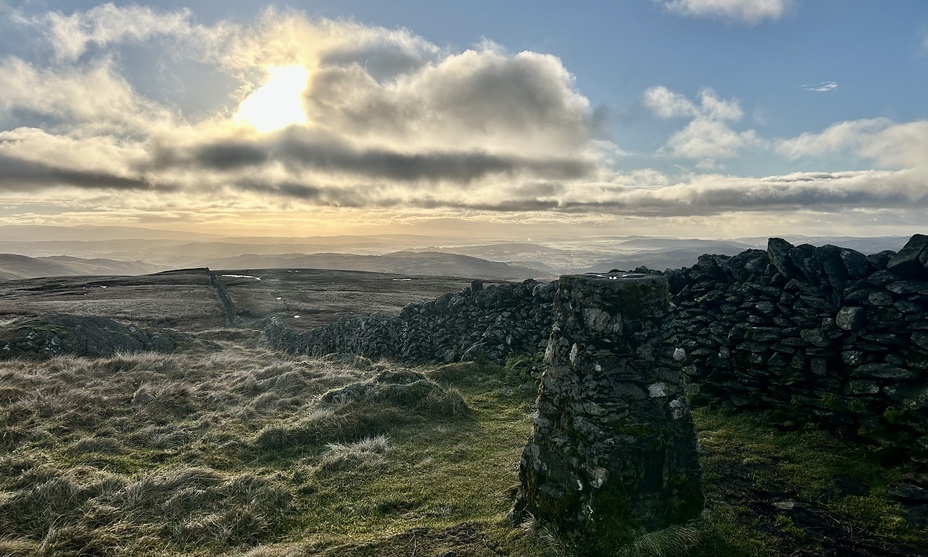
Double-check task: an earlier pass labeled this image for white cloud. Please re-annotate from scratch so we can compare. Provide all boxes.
[643,86,756,161]
[643,87,742,123]
[778,118,928,171]
[696,88,743,121]
[641,86,697,119]
[665,119,759,159]
[0,57,175,133]
[801,81,838,92]
[306,47,592,155]
[35,4,204,61]
[655,0,795,24]
[221,10,441,77]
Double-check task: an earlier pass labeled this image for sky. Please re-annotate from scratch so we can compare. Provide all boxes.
[0,0,927,240]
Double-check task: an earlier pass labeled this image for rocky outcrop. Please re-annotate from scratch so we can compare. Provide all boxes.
[0,314,199,359]
[515,274,702,553]
[266,279,556,365]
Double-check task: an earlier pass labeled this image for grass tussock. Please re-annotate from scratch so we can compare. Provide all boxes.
[317,435,392,474]
[0,343,530,556]
[612,522,705,557]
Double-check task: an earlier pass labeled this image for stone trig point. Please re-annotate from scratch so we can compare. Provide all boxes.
[515,273,703,552]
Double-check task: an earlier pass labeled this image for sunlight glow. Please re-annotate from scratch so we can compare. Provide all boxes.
[234,65,310,133]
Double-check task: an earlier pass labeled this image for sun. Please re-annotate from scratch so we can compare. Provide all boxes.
[234,65,310,133]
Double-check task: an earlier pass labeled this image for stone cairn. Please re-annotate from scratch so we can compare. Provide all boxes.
[515,273,703,553]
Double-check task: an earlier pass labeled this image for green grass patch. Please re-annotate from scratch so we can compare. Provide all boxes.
[690,406,928,557]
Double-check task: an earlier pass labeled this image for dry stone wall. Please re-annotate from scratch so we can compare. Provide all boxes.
[265,279,556,365]
[266,234,928,463]
[664,234,928,464]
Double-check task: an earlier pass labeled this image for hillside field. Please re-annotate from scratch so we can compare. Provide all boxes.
[1,269,926,556]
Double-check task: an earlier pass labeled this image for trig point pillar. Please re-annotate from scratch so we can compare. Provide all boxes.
[515,273,703,552]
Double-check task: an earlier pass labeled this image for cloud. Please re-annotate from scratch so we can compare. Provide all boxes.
[2,3,926,237]
[29,3,230,62]
[0,127,150,180]
[0,153,170,193]
[665,119,759,159]
[0,57,174,132]
[655,0,795,24]
[778,117,928,171]
[801,81,839,92]
[643,86,757,161]
[304,47,593,155]
[0,5,604,207]
[146,129,596,184]
[641,86,697,119]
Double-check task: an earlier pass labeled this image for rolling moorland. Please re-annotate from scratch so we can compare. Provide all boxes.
[1,245,927,556]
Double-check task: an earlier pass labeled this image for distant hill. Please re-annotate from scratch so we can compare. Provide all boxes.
[0,226,913,276]
[586,246,752,273]
[0,254,160,281]
[616,238,756,251]
[205,251,547,281]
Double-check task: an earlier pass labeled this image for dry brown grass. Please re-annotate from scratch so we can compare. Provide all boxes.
[0,331,531,556]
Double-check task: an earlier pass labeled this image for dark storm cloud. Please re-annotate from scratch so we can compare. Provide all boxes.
[0,153,173,192]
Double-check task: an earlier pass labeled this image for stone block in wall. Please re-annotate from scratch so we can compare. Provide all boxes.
[866,269,900,287]
[853,363,919,380]
[866,250,894,270]
[768,238,799,280]
[836,306,866,331]
[896,300,923,315]
[887,234,928,279]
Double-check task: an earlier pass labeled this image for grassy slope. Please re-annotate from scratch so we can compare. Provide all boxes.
[1,333,926,556]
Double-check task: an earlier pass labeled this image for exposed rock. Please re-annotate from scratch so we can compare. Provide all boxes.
[0,314,202,359]
[868,291,895,306]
